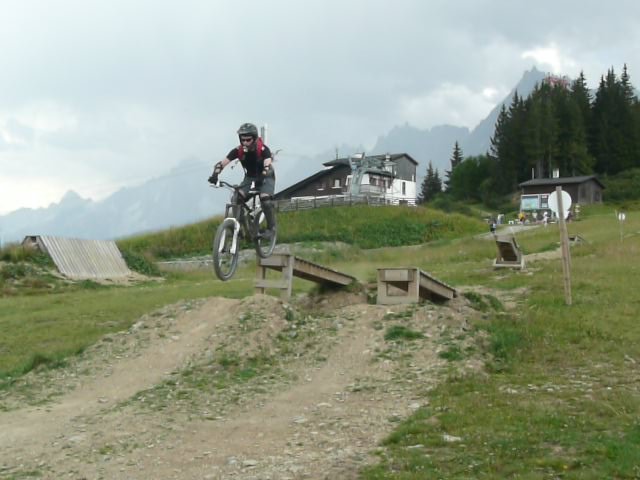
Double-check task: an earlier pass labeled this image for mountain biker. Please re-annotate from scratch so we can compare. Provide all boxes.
[208,122,276,237]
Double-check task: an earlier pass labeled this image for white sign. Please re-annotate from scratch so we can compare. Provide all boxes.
[618,212,626,222]
[548,190,572,219]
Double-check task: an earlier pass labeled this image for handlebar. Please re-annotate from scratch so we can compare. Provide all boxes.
[215,180,236,190]
[211,180,260,198]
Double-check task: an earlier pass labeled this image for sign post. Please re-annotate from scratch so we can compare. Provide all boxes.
[554,187,572,305]
[618,212,626,242]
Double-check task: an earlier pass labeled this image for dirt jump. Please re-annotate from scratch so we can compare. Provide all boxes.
[0,289,496,479]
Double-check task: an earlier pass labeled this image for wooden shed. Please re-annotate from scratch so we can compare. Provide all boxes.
[518,175,604,211]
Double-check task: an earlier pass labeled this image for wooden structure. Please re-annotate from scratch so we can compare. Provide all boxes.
[493,234,525,269]
[255,253,357,299]
[21,235,131,280]
[376,267,457,305]
[518,175,604,211]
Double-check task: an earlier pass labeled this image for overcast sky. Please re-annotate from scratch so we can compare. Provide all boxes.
[1,0,640,214]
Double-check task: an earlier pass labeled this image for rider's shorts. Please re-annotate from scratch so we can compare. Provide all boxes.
[237,169,275,200]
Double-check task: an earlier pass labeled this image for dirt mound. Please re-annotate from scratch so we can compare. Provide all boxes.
[0,288,508,479]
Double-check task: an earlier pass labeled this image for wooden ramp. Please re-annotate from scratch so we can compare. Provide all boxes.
[493,234,525,269]
[377,267,457,305]
[256,253,357,299]
[22,235,131,280]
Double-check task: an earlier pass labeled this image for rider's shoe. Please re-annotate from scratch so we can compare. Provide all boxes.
[259,228,275,240]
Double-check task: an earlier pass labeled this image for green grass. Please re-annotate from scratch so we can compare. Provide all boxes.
[116,204,487,260]
[361,205,640,479]
[384,325,424,341]
[0,273,253,382]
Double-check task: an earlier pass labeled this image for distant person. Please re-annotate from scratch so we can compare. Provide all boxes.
[543,211,549,227]
[208,123,276,238]
[490,218,497,235]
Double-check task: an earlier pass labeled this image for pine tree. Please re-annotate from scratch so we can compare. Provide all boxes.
[591,67,638,174]
[489,99,526,194]
[419,161,441,203]
[444,141,463,190]
[567,71,595,174]
[433,168,443,195]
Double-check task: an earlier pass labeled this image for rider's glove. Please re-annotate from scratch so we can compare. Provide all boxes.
[208,161,223,184]
[262,164,272,177]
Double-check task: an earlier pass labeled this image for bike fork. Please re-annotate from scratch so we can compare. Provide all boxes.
[218,218,242,255]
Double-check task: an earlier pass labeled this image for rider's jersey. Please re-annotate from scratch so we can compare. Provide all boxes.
[226,144,272,177]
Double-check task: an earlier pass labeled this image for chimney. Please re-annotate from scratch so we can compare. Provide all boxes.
[260,124,268,143]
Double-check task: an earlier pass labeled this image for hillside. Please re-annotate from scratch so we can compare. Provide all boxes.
[1,205,639,478]
[116,204,488,261]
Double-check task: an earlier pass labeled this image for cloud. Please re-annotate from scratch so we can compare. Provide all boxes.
[521,43,578,75]
[2,0,640,214]
[398,83,506,130]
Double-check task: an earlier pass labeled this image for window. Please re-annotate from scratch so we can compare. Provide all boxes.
[540,194,549,209]
[318,181,324,191]
[333,178,341,188]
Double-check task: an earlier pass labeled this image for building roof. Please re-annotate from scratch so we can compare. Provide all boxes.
[323,152,418,167]
[518,175,605,189]
[274,164,347,199]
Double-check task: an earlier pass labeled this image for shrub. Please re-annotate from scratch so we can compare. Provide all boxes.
[121,250,160,276]
[384,325,424,341]
[603,168,640,202]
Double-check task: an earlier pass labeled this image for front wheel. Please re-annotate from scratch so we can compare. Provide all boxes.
[253,208,277,259]
[213,218,240,281]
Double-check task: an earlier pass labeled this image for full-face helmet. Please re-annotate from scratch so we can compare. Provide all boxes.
[237,123,258,140]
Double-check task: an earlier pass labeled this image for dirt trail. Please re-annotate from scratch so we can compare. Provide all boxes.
[0,298,237,467]
[0,293,486,480]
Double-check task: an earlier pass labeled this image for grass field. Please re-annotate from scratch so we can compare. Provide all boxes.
[361,209,640,479]
[1,204,639,478]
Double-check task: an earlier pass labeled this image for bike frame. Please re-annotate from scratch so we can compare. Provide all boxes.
[219,182,262,255]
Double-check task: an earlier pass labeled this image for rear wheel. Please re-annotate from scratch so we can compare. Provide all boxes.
[253,208,277,259]
[213,218,240,281]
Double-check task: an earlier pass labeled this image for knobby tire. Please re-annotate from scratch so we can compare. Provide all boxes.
[253,208,277,259]
[212,218,240,281]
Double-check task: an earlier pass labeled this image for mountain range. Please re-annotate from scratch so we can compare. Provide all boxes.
[0,68,548,245]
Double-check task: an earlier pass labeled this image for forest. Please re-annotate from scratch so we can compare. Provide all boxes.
[420,65,640,205]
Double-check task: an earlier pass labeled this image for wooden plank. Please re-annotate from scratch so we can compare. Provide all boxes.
[292,258,355,286]
[380,269,414,282]
[377,267,456,305]
[419,275,455,300]
[255,279,290,289]
[255,264,267,295]
[282,255,294,299]
[494,234,524,269]
[255,253,356,300]
[259,254,290,268]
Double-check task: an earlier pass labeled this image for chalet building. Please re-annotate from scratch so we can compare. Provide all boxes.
[518,175,604,212]
[274,153,418,206]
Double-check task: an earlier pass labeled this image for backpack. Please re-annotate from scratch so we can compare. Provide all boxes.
[237,137,265,161]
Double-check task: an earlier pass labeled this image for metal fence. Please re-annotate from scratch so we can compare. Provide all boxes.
[274,194,395,212]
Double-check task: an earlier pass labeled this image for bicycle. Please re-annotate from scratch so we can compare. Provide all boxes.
[211,180,278,281]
